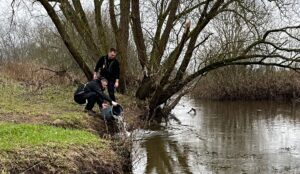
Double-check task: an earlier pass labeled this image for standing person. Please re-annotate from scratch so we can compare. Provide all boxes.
[93,48,120,101]
[74,77,118,116]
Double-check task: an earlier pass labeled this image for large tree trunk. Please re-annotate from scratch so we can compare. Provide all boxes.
[38,0,93,80]
[117,44,128,93]
[109,0,130,93]
[133,0,231,122]
[94,0,108,55]
[135,76,155,100]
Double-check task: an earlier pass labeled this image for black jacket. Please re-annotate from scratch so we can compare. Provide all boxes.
[84,79,112,103]
[94,55,120,81]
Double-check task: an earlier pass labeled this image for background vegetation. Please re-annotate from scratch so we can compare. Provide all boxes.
[192,66,300,100]
[2,0,300,121]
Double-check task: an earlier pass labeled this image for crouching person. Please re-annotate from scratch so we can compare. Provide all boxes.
[74,77,118,116]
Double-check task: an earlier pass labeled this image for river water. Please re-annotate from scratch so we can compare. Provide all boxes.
[132,97,300,174]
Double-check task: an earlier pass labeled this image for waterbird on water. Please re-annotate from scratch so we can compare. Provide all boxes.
[188,108,196,115]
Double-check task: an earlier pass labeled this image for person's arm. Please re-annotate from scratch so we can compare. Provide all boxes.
[99,91,113,103]
[90,81,113,103]
[94,56,104,79]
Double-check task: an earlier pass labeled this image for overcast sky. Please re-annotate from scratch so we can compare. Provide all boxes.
[1,0,300,43]
[0,0,111,32]
[1,0,300,29]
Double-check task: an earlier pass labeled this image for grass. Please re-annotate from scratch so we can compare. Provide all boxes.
[0,123,120,173]
[0,76,90,127]
[0,75,140,129]
[0,81,78,115]
[0,123,104,151]
[0,65,133,173]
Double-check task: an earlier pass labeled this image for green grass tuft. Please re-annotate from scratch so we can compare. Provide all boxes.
[0,123,104,150]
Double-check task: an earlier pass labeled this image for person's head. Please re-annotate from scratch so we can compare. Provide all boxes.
[108,48,117,59]
[99,77,108,88]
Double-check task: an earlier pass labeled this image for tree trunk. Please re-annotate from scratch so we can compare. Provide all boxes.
[117,44,128,93]
[38,0,93,80]
[135,76,155,100]
[109,0,130,93]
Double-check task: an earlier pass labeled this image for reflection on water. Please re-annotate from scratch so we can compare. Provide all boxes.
[133,98,300,174]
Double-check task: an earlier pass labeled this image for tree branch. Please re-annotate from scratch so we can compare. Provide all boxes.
[161,22,191,85]
[131,0,148,71]
[94,0,108,54]
[37,0,92,80]
[149,0,178,70]
[174,0,225,82]
[72,0,92,35]
[155,0,180,65]
[60,0,100,60]
[175,1,207,20]
[109,0,119,35]
[149,20,191,109]
[262,25,300,40]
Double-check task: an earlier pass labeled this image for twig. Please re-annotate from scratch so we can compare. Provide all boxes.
[22,160,44,173]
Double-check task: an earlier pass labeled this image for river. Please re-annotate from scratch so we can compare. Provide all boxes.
[132,97,300,174]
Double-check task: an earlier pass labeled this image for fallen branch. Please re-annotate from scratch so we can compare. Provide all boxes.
[37,67,80,85]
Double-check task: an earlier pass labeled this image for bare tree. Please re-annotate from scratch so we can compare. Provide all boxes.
[24,0,130,93]
[130,0,300,121]
[10,0,300,122]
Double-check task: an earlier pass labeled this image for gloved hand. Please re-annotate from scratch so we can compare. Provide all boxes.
[112,101,118,106]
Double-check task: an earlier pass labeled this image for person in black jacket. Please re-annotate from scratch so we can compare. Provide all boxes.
[75,77,118,115]
[93,48,120,101]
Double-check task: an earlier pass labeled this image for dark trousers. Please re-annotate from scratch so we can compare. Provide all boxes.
[84,92,103,110]
[108,80,116,101]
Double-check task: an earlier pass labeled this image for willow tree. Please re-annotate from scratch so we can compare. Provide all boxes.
[130,0,300,121]
[35,0,130,92]
[32,0,300,121]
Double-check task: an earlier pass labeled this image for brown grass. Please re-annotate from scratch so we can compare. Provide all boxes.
[0,62,81,88]
[192,67,300,100]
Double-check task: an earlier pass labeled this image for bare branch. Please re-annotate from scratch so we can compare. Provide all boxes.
[174,0,226,82]
[131,0,148,71]
[94,0,108,53]
[160,20,191,85]
[60,0,100,60]
[109,0,119,34]
[10,0,17,30]
[155,0,180,64]
[72,0,92,35]
[37,0,92,80]
[263,25,300,40]
[175,1,207,20]
[149,0,179,70]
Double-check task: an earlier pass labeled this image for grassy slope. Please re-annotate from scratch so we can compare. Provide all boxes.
[0,123,103,150]
[0,76,86,126]
[0,76,126,173]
